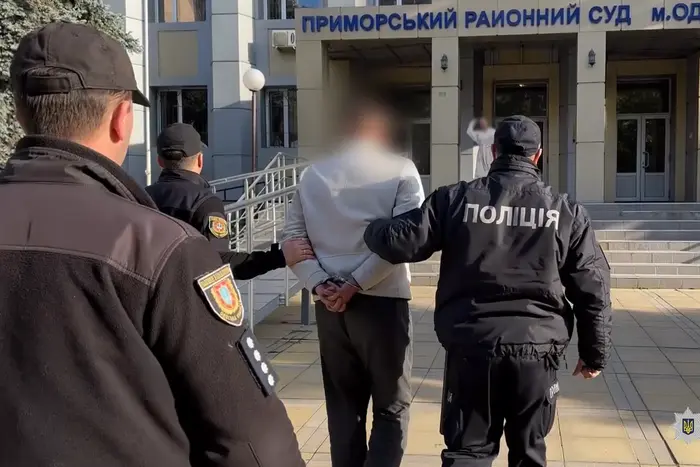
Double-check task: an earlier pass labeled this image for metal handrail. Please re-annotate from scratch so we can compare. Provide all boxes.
[219,154,310,327]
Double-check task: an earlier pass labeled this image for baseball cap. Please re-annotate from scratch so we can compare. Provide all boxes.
[10,21,149,107]
[493,115,542,157]
[157,123,203,160]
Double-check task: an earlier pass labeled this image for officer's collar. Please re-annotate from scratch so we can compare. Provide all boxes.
[3,135,158,209]
[158,168,210,187]
[489,155,541,179]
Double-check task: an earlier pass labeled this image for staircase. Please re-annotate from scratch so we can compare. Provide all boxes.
[409,203,700,289]
[214,153,311,326]
[588,202,700,289]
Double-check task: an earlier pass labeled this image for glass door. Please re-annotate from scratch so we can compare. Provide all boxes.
[641,116,669,201]
[615,117,641,201]
[615,115,669,201]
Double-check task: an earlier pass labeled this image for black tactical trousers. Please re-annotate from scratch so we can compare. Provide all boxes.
[440,350,559,467]
[315,294,412,467]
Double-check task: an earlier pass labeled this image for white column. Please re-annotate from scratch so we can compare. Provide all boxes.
[459,47,476,182]
[210,0,255,177]
[431,37,460,190]
[575,32,607,202]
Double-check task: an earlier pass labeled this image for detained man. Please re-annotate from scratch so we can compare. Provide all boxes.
[282,96,425,467]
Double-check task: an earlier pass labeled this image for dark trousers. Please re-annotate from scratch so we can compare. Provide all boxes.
[315,294,412,467]
[440,350,559,467]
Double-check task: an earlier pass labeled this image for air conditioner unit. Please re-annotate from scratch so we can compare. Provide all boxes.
[271,30,296,51]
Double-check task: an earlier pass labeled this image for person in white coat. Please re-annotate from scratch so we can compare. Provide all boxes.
[467,117,496,178]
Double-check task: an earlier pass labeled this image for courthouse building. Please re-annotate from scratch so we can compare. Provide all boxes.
[105,0,700,203]
[293,0,700,202]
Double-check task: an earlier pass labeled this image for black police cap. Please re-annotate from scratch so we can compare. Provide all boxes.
[10,21,149,107]
[157,123,203,160]
[494,115,542,157]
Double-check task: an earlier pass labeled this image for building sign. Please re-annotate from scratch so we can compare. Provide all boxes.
[301,2,700,33]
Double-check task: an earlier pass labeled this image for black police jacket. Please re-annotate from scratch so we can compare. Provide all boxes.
[146,169,285,280]
[0,136,304,467]
[364,156,612,370]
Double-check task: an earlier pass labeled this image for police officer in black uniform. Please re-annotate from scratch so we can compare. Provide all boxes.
[0,22,304,467]
[146,123,313,279]
[363,115,612,467]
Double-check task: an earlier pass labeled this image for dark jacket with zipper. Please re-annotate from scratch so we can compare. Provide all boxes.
[0,136,304,467]
[364,156,612,370]
[146,169,286,280]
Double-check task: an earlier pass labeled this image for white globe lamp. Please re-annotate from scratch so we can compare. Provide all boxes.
[243,68,266,92]
[242,68,266,172]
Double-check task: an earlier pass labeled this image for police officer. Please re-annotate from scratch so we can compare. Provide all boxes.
[0,22,304,467]
[363,115,612,467]
[146,122,313,279]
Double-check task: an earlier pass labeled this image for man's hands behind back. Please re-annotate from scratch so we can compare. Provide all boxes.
[316,280,360,312]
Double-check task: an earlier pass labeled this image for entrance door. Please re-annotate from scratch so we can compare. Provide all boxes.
[408,120,431,193]
[615,116,670,201]
[493,83,548,181]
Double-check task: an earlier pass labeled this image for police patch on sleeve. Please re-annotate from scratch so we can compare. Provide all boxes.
[237,327,279,397]
[195,264,244,326]
[208,216,229,238]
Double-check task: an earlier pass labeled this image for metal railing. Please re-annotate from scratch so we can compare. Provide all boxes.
[220,153,311,327]
[210,153,304,202]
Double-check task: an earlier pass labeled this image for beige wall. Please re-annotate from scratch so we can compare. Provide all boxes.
[157,31,199,78]
[604,59,687,201]
[268,31,297,77]
[482,64,561,191]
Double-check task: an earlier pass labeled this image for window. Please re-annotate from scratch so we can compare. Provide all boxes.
[616,80,670,115]
[494,83,548,118]
[157,88,208,145]
[266,0,322,20]
[159,0,206,22]
[265,89,298,148]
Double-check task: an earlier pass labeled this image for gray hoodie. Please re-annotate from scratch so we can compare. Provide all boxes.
[282,139,425,299]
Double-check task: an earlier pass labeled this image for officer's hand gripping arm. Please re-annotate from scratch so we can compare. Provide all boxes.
[146,237,305,467]
[364,185,447,265]
[560,207,613,372]
[349,161,425,290]
[282,190,331,292]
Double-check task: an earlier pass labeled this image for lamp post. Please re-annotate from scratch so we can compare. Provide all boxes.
[242,68,266,173]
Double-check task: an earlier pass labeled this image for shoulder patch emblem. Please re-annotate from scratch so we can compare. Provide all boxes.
[195,264,244,326]
[208,216,229,238]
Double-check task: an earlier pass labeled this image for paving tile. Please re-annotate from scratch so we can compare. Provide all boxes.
[562,437,638,463]
[558,413,628,438]
[663,348,700,363]
[675,362,700,377]
[615,346,669,363]
[625,360,679,376]
[272,351,320,365]
[651,411,700,465]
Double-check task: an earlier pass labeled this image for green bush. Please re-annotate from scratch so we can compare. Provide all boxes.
[0,0,140,167]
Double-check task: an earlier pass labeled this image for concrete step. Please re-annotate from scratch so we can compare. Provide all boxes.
[593,220,700,230]
[412,273,700,288]
[610,263,700,275]
[585,202,700,212]
[591,210,700,221]
[611,274,700,289]
[598,240,700,252]
[596,230,700,241]
[605,250,700,264]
